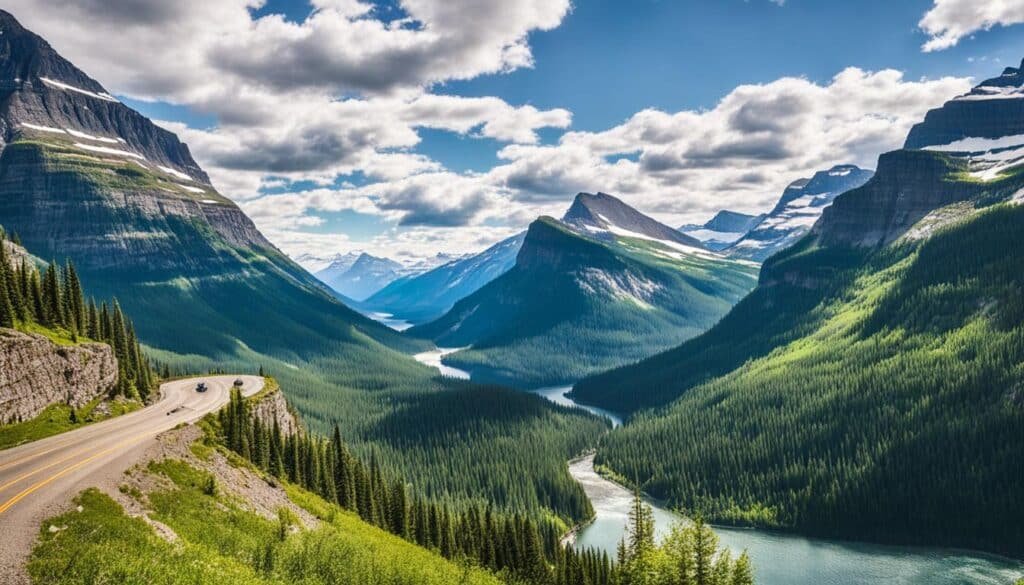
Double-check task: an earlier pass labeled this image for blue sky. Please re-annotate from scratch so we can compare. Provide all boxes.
[17,0,1024,263]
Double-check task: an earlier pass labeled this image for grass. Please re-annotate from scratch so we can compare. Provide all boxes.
[0,397,140,450]
[29,457,503,585]
[13,321,89,346]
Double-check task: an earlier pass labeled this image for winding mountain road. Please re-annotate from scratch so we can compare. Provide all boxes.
[0,375,263,583]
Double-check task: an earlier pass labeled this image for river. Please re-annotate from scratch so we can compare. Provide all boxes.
[568,454,1024,585]
[407,343,1024,584]
[412,347,471,380]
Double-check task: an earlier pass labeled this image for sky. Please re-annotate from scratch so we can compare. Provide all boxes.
[9,0,1024,266]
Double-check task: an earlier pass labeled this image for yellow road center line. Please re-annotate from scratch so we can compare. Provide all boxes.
[0,432,151,516]
[0,437,135,493]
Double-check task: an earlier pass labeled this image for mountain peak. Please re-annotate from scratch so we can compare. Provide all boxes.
[562,191,705,249]
[0,9,108,96]
[0,10,210,183]
[904,57,1024,150]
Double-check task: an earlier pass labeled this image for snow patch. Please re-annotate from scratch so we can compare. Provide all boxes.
[158,165,193,182]
[20,123,66,134]
[179,185,206,194]
[65,128,120,144]
[829,169,852,176]
[73,143,146,160]
[952,86,1024,102]
[924,134,1024,153]
[39,77,118,102]
[200,198,219,203]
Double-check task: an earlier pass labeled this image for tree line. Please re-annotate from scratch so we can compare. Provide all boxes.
[617,488,754,585]
[0,228,154,400]
[218,388,619,585]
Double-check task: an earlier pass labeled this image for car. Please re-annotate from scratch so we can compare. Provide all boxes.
[233,379,244,387]
[196,382,208,393]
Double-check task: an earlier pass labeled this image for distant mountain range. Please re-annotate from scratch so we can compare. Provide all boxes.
[316,253,407,301]
[362,233,526,325]
[409,192,758,388]
[724,165,874,261]
[574,57,1024,558]
[680,166,873,261]
[680,210,766,251]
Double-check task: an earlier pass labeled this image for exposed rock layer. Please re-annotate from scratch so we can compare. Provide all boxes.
[0,328,116,423]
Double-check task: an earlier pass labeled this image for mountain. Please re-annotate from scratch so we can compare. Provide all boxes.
[408,193,758,388]
[904,58,1024,150]
[725,165,873,261]
[561,191,706,248]
[680,210,766,251]
[315,252,406,301]
[572,62,1024,557]
[0,10,417,363]
[0,10,610,528]
[362,232,526,325]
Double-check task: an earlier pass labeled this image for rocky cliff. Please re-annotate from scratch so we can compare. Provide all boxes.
[904,58,1024,150]
[249,380,298,437]
[0,328,117,423]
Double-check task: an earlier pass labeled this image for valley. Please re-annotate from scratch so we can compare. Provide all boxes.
[2,4,1024,585]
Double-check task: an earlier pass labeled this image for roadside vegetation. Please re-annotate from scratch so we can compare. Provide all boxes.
[0,398,140,450]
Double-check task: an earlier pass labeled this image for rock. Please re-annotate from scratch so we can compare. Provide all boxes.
[727,165,874,262]
[250,385,298,437]
[0,328,116,424]
[905,58,1024,150]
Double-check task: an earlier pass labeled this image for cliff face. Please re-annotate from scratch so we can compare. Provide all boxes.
[0,328,117,423]
[904,59,1024,150]
[249,385,298,437]
[0,10,209,182]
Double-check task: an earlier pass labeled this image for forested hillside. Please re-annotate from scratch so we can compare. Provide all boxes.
[594,201,1024,556]
[413,211,757,388]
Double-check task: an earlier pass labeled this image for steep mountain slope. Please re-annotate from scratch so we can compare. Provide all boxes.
[0,10,415,362]
[363,232,526,324]
[409,193,758,388]
[0,10,606,525]
[680,210,766,251]
[726,165,873,261]
[574,64,1024,556]
[315,252,406,301]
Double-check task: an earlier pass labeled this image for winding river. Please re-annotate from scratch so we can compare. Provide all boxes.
[407,344,1024,584]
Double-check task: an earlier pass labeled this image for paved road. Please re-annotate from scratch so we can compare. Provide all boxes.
[0,375,263,583]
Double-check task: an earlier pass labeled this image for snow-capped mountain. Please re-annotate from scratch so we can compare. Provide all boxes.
[363,233,526,325]
[726,165,873,262]
[812,59,1024,249]
[315,252,411,301]
[905,58,1024,151]
[680,210,767,251]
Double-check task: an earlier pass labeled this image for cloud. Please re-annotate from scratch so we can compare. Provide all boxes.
[920,0,1024,51]
[11,0,570,99]
[234,66,970,260]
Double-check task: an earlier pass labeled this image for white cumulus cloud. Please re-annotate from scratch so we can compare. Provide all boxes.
[920,0,1024,52]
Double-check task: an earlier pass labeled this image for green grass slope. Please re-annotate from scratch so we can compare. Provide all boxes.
[594,200,1024,556]
[411,217,758,388]
[30,474,502,585]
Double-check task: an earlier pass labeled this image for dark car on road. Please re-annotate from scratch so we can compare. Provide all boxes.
[196,382,208,393]
[233,379,244,387]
